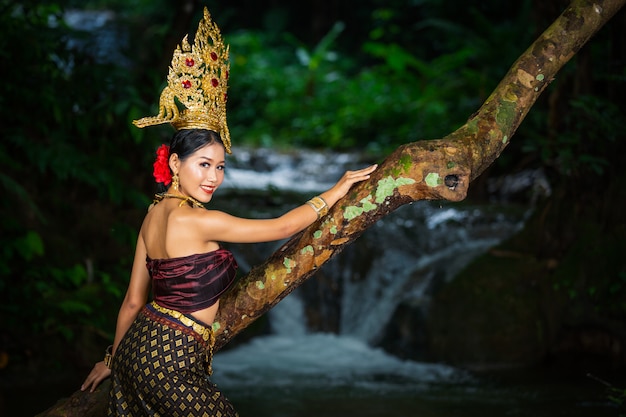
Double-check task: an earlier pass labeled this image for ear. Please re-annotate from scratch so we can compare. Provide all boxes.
[169,153,180,175]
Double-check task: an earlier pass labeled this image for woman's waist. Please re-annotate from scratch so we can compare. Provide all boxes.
[144,301,214,345]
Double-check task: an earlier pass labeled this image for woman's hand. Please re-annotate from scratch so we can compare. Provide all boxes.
[321,164,377,207]
[80,361,111,393]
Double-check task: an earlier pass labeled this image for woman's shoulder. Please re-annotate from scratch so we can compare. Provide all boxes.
[167,205,227,225]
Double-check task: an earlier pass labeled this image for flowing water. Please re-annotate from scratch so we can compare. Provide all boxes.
[211,276,614,417]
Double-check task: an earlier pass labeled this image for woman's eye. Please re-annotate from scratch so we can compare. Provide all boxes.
[217,165,226,171]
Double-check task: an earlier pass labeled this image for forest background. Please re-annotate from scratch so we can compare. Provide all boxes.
[1,0,626,412]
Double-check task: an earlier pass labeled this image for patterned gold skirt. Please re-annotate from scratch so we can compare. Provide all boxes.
[108,301,238,417]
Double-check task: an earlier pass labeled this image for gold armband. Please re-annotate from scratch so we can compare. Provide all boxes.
[104,345,113,368]
[306,196,329,218]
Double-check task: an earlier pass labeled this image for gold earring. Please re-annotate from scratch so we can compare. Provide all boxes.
[172,173,179,191]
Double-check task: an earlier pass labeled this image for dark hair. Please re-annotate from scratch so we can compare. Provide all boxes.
[156,129,225,192]
[170,129,224,161]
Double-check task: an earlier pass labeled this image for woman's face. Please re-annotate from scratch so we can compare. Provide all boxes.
[172,142,226,203]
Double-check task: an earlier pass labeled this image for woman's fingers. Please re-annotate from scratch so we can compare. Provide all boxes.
[342,164,377,185]
[323,164,378,205]
[80,361,111,392]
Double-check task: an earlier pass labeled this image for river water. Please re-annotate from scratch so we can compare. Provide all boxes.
[210,300,616,416]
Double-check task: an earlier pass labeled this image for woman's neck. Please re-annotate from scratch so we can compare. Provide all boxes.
[153,191,205,209]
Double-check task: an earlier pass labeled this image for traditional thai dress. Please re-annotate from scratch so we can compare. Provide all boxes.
[108,249,238,417]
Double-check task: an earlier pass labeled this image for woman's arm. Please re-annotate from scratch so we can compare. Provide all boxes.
[200,165,377,244]
[110,235,151,353]
[81,234,151,392]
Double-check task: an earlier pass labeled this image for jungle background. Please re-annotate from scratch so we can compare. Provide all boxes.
[1,0,626,415]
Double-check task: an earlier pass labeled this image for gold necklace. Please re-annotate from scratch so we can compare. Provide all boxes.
[153,192,205,209]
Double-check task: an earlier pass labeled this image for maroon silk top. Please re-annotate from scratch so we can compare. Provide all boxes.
[147,249,238,313]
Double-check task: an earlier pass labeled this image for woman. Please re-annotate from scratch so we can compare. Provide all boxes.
[80,128,375,414]
[81,8,376,415]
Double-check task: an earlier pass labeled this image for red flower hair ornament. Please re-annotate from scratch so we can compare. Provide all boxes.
[153,144,172,185]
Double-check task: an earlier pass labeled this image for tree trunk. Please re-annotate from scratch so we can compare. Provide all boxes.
[37,0,625,415]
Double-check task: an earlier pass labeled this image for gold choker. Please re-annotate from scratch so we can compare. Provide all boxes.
[154,192,205,209]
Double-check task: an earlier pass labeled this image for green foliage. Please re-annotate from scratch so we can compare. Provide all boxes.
[0,228,126,342]
[0,2,149,357]
[225,1,537,152]
[228,27,485,151]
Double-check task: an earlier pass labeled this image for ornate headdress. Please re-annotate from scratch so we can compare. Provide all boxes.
[133,8,232,153]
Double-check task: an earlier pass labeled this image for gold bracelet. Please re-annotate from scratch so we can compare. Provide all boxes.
[306,196,329,218]
[103,345,113,368]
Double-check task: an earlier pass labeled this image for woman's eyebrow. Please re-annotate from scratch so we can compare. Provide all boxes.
[198,155,225,164]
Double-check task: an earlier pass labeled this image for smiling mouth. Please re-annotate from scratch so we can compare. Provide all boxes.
[201,185,215,194]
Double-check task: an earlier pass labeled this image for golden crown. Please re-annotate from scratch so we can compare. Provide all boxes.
[133,8,232,153]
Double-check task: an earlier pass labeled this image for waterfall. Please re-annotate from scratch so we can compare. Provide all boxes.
[268,289,308,336]
[332,202,523,344]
